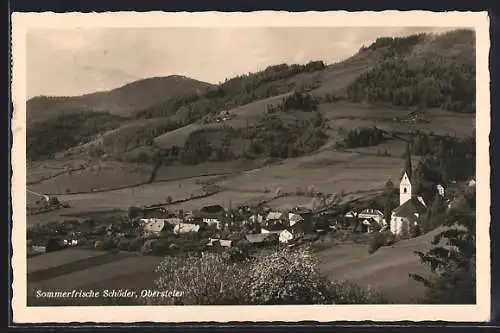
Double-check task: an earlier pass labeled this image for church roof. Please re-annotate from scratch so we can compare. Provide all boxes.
[393,197,427,219]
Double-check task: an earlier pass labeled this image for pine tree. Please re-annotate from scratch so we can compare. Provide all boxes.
[409,188,476,304]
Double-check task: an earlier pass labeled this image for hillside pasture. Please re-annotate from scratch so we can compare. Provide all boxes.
[320,102,474,138]
[153,159,267,182]
[317,229,439,303]
[27,254,163,306]
[56,179,203,210]
[27,159,90,185]
[153,93,291,149]
[265,195,316,211]
[215,150,403,196]
[26,208,121,226]
[29,161,155,195]
[28,248,112,275]
[311,57,373,96]
[168,190,276,212]
[343,140,409,158]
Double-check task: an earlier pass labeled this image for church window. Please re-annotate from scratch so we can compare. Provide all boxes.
[403,187,407,193]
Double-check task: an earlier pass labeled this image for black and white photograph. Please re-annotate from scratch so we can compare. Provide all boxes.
[11,11,490,323]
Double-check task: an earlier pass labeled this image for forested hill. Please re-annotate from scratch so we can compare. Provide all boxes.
[27,75,214,124]
[26,29,476,163]
[345,29,475,113]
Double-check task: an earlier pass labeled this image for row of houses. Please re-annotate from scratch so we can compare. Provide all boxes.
[138,203,318,247]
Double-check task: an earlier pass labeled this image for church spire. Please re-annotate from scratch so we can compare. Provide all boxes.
[402,141,412,180]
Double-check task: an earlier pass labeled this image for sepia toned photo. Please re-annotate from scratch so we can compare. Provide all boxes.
[11,11,490,323]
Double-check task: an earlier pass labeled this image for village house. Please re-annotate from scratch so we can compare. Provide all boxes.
[206,238,233,248]
[193,204,227,229]
[361,218,382,233]
[173,223,200,235]
[436,184,445,197]
[358,208,385,225]
[288,212,304,227]
[165,217,183,225]
[63,232,83,247]
[143,219,168,235]
[278,229,295,244]
[265,211,287,230]
[261,226,300,244]
[245,233,278,246]
[142,207,171,219]
[248,213,264,224]
[31,237,62,253]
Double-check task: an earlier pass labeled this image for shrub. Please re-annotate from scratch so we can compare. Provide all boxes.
[275,187,282,197]
[49,196,60,206]
[150,247,390,305]
[246,247,332,304]
[410,223,422,238]
[141,239,156,254]
[368,230,396,254]
[328,280,391,304]
[151,252,248,305]
[117,239,131,251]
[128,206,142,219]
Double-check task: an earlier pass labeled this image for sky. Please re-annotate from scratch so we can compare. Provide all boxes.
[26,27,454,98]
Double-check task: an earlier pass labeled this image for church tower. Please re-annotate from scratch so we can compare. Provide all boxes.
[400,142,413,206]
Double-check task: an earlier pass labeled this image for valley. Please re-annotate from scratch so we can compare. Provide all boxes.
[24,29,477,306]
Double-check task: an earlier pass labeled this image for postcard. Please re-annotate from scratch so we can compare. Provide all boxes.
[11,10,490,323]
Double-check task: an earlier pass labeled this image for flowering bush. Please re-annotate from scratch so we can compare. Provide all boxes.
[246,247,332,304]
[327,280,390,304]
[152,252,248,305]
[151,247,390,305]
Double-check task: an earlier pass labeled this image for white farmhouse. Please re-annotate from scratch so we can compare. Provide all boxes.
[279,230,294,244]
[436,184,445,197]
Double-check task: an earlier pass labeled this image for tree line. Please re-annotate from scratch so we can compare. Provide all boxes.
[27,111,125,161]
[336,127,387,149]
[346,30,475,113]
[411,134,475,202]
[133,61,326,121]
[176,113,328,165]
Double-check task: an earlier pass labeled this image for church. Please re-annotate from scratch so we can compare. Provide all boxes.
[390,144,427,236]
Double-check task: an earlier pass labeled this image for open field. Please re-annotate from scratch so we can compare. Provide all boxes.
[311,57,373,96]
[27,159,90,185]
[29,161,155,195]
[317,229,439,303]
[27,252,164,306]
[266,195,317,211]
[27,209,87,226]
[168,190,277,211]
[56,178,204,210]
[28,248,110,274]
[26,142,408,225]
[216,150,404,195]
[153,159,267,182]
[319,101,475,138]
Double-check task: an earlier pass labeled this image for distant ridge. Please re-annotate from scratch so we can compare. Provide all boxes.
[27,75,215,124]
